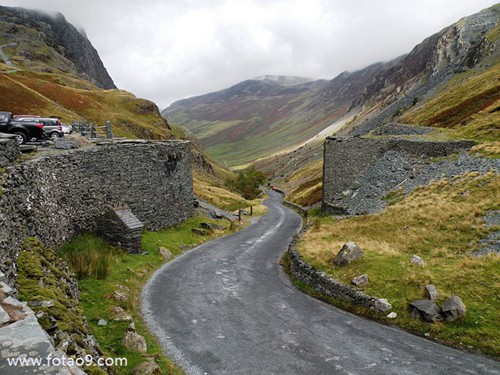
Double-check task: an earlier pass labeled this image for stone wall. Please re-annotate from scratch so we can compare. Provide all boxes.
[287,237,382,309]
[322,136,475,213]
[0,134,19,167]
[273,188,309,220]
[0,140,193,284]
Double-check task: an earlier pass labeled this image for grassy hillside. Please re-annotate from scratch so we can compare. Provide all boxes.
[297,171,500,356]
[164,78,356,168]
[400,60,500,144]
[0,70,172,139]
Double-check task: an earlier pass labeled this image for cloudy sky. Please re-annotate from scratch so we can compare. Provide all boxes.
[2,0,499,109]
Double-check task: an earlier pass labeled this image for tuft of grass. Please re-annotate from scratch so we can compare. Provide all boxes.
[297,171,500,356]
[58,235,117,280]
[383,187,405,206]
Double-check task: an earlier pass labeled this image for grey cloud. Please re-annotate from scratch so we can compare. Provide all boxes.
[1,0,498,109]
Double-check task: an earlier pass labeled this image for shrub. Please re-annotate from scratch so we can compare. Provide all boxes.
[225,167,267,200]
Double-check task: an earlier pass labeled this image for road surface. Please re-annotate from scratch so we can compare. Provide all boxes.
[142,191,499,374]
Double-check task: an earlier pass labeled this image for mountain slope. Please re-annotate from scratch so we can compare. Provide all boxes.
[0,6,115,89]
[163,66,387,168]
[165,4,499,173]
[0,5,172,140]
[164,77,329,168]
[346,3,500,136]
[263,4,500,206]
[0,6,258,212]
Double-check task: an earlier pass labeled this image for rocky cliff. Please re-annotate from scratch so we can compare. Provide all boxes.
[0,5,115,89]
[348,3,500,135]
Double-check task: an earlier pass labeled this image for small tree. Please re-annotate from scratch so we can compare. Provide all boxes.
[226,167,267,200]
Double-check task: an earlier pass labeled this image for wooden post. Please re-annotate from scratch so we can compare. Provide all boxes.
[238,210,241,222]
[250,206,253,216]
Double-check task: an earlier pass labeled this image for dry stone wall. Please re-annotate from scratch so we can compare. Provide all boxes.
[287,237,381,309]
[0,140,193,284]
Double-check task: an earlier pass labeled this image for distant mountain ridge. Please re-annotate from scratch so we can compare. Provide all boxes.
[252,75,316,86]
[0,5,115,89]
[164,4,499,168]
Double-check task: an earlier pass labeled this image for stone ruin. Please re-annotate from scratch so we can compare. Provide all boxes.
[322,134,476,215]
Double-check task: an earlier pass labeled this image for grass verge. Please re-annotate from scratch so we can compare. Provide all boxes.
[296,171,500,356]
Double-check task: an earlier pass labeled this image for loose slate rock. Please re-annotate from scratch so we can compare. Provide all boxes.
[442,295,466,322]
[334,242,363,266]
[122,331,147,353]
[159,247,172,260]
[410,300,443,323]
[425,285,439,301]
[374,298,392,312]
[192,228,208,236]
[351,274,369,287]
[410,255,425,267]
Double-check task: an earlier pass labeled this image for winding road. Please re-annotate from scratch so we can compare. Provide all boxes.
[142,191,499,374]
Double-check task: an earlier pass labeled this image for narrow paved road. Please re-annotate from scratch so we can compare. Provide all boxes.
[142,191,499,375]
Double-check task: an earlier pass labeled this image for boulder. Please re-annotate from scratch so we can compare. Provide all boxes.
[131,360,162,375]
[425,285,439,301]
[122,331,147,353]
[410,300,443,322]
[109,290,129,303]
[159,247,172,260]
[97,318,108,326]
[374,298,392,312]
[114,311,133,322]
[351,274,369,287]
[192,228,208,236]
[111,306,132,322]
[334,242,363,266]
[441,296,466,322]
[410,255,425,267]
[128,321,136,332]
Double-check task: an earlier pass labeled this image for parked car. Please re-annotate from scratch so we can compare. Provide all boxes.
[61,124,73,135]
[0,111,44,144]
[16,116,64,140]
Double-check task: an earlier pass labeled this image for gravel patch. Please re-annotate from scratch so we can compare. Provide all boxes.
[474,210,500,257]
[335,152,499,216]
